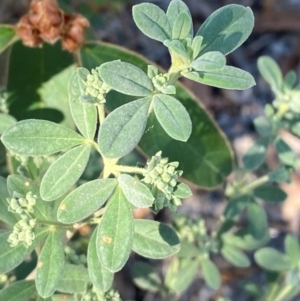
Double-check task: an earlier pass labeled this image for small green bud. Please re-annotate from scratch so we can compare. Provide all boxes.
[149,169,158,179]
[172,197,181,206]
[161,173,171,183]
[26,192,37,206]
[18,197,27,207]
[157,180,167,190]
[160,158,169,165]
[87,74,94,81]
[155,166,164,174]
[169,178,177,187]
[29,219,36,228]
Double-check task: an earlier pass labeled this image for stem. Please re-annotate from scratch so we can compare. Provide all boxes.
[273,285,297,301]
[93,207,106,219]
[113,164,146,175]
[242,175,269,193]
[36,219,73,229]
[97,103,106,125]
[266,283,279,301]
[88,139,101,154]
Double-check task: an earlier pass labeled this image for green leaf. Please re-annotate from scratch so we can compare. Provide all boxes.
[164,39,190,62]
[274,137,297,166]
[7,41,73,122]
[192,36,203,60]
[0,228,48,274]
[88,228,114,291]
[68,71,97,139]
[132,262,162,293]
[224,195,249,220]
[177,240,199,258]
[40,144,91,201]
[0,113,17,135]
[258,56,283,94]
[247,201,268,240]
[223,229,269,251]
[196,4,254,55]
[132,219,180,259]
[255,248,291,272]
[183,66,255,90]
[80,41,233,188]
[284,70,297,90]
[153,94,192,142]
[99,61,153,96]
[173,182,192,198]
[253,116,272,137]
[166,0,191,28]
[291,122,300,137]
[56,264,90,294]
[0,176,18,227]
[0,231,31,274]
[268,166,290,183]
[7,175,53,221]
[97,187,133,272]
[57,179,117,224]
[284,235,300,268]
[221,244,250,267]
[1,120,85,156]
[172,12,193,40]
[165,257,198,293]
[98,97,151,159]
[36,231,65,298]
[0,280,36,301]
[201,258,221,290]
[191,51,226,72]
[253,185,287,203]
[133,3,171,42]
[242,137,269,170]
[118,174,154,208]
[39,65,75,129]
[0,25,16,54]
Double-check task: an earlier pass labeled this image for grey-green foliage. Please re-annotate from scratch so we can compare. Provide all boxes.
[133,0,255,90]
[96,187,134,272]
[220,56,300,301]
[36,231,65,298]
[98,97,151,159]
[0,0,259,299]
[57,179,117,224]
[40,144,91,201]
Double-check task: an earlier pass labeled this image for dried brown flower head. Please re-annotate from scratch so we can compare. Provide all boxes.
[16,0,89,52]
[61,14,90,52]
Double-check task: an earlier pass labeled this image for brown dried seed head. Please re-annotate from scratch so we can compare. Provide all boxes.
[30,0,64,43]
[61,14,89,52]
[16,15,43,47]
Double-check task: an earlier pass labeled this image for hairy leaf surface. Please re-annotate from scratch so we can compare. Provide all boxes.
[40,144,91,201]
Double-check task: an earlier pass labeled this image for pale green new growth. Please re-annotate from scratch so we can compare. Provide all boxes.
[0,0,264,300]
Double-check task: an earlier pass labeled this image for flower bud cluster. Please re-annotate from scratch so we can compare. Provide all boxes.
[97,289,122,301]
[16,0,89,52]
[7,218,36,248]
[8,192,37,217]
[173,215,218,253]
[152,73,176,94]
[7,192,37,248]
[83,69,110,104]
[0,90,8,114]
[143,151,183,212]
[65,246,87,265]
[81,291,98,301]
